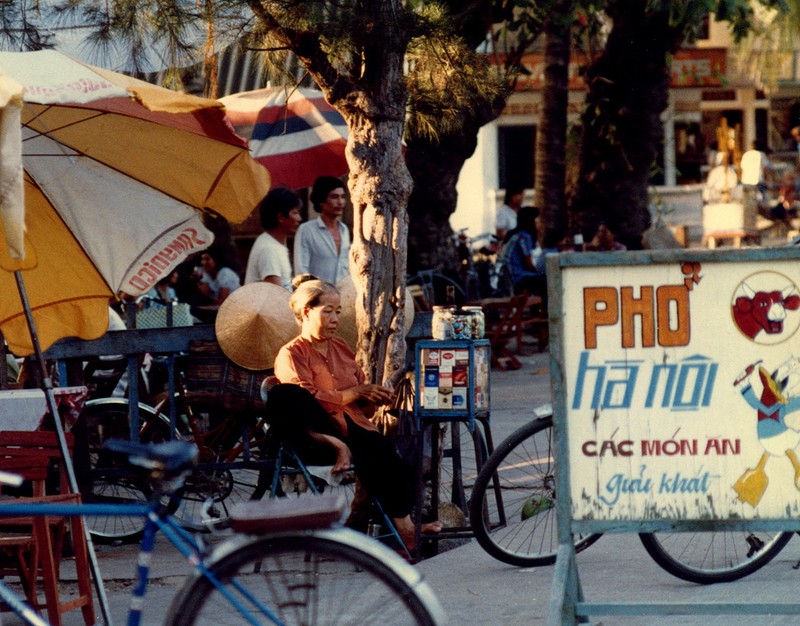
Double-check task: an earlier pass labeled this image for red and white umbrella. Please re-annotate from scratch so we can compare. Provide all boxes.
[220,87,348,189]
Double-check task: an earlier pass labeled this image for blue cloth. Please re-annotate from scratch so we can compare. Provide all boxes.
[499,231,539,284]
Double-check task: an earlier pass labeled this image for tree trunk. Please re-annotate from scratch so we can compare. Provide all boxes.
[405,133,477,276]
[534,0,573,247]
[346,111,413,386]
[324,5,413,386]
[259,0,415,386]
[571,5,683,250]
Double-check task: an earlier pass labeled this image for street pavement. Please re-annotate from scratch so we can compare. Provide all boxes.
[10,344,800,625]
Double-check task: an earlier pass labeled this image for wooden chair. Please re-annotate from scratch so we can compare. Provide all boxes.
[481,294,528,370]
[517,294,548,353]
[0,431,95,626]
[480,293,549,369]
[0,455,51,610]
[407,284,432,312]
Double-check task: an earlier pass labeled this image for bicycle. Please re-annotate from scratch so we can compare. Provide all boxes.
[406,269,465,309]
[453,230,511,302]
[80,366,274,543]
[0,439,446,626]
[80,335,294,540]
[469,409,792,582]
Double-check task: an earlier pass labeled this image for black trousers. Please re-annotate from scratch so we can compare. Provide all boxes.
[514,273,548,313]
[265,383,415,518]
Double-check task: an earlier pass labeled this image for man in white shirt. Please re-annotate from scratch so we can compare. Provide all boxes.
[740,141,771,213]
[294,176,351,284]
[244,188,303,289]
[702,152,742,204]
[496,187,524,241]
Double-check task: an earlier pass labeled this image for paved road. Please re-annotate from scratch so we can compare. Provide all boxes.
[10,346,800,625]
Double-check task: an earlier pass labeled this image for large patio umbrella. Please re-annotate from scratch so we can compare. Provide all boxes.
[0,51,269,624]
[0,50,271,356]
[220,86,348,189]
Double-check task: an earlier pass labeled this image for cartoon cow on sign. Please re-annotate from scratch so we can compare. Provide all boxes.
[732,283,800,340]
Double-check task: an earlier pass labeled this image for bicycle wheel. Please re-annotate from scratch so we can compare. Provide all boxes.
[174,460,272,529]
[469,416,601,566]
[166,529,445,626]
[161,408,274,531]
[639,529,793,584]
[79,398,172,543]
[407,271,465,307]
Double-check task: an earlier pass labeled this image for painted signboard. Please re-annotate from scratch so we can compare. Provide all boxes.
[507,48,727,91]
[558,250,800,522]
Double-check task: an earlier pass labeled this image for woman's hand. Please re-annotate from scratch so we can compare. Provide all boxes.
[305,431,353,473]
[355,384,394,406]
[330,439,353,473]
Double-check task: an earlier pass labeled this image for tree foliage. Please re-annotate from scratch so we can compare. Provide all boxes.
[568,0,787,249]
[403,0,547,274]
[7,0,790,371]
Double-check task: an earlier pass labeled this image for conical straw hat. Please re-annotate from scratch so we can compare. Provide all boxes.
[335,275,415,351]
[215,282,299,370]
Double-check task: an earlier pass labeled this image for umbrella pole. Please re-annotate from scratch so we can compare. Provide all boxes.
[14,270,114,626]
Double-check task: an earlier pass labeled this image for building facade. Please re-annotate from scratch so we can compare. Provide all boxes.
[452,14,791,239]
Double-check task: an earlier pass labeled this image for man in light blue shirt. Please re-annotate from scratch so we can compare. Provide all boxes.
[294,176,351,284]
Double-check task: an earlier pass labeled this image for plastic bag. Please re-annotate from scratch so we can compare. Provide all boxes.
[384,373,418,469]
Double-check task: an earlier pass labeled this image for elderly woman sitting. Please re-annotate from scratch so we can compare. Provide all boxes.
[266,274,442,548]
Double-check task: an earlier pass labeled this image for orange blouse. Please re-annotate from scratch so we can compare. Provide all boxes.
[274,336,379,435]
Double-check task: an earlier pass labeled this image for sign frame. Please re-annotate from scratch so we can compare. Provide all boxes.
[546,246,800,624]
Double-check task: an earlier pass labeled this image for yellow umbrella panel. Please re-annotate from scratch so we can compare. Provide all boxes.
[0,176,112,355]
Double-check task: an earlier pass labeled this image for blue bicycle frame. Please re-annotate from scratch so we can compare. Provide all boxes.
[0,500,282,626]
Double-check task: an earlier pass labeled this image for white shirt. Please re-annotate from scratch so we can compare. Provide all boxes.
[200,266,240,300]
[702,165,742,203]
[245,232,293,289]
[293,217,350,284]
[496,204,517,233]
[740,149,770,186]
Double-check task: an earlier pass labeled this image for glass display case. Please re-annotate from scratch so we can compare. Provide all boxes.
[413,339,490,430]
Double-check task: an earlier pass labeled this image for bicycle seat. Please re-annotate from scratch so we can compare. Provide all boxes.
[102,439,198,477]
[229,493,346,534]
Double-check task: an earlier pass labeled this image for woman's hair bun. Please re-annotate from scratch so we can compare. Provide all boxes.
[292,273,319,289]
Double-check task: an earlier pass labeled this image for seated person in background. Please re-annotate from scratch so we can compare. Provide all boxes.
[144,271,179,304]
[268,275,442,547]
[193,247,241,306]
[498,205,547,300]
[583,222,627,252]
[702,152,742,204]
[770,170,800,222]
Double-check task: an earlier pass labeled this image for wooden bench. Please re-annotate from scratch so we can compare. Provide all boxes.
[702,228,760,248]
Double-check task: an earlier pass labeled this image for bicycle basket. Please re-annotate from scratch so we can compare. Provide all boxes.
[183,340,269,417]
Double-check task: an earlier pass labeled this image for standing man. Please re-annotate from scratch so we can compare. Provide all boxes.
[294,176,351,284]
[496,187,524,242]
[740,140,771,215]
[245,187,303,290]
